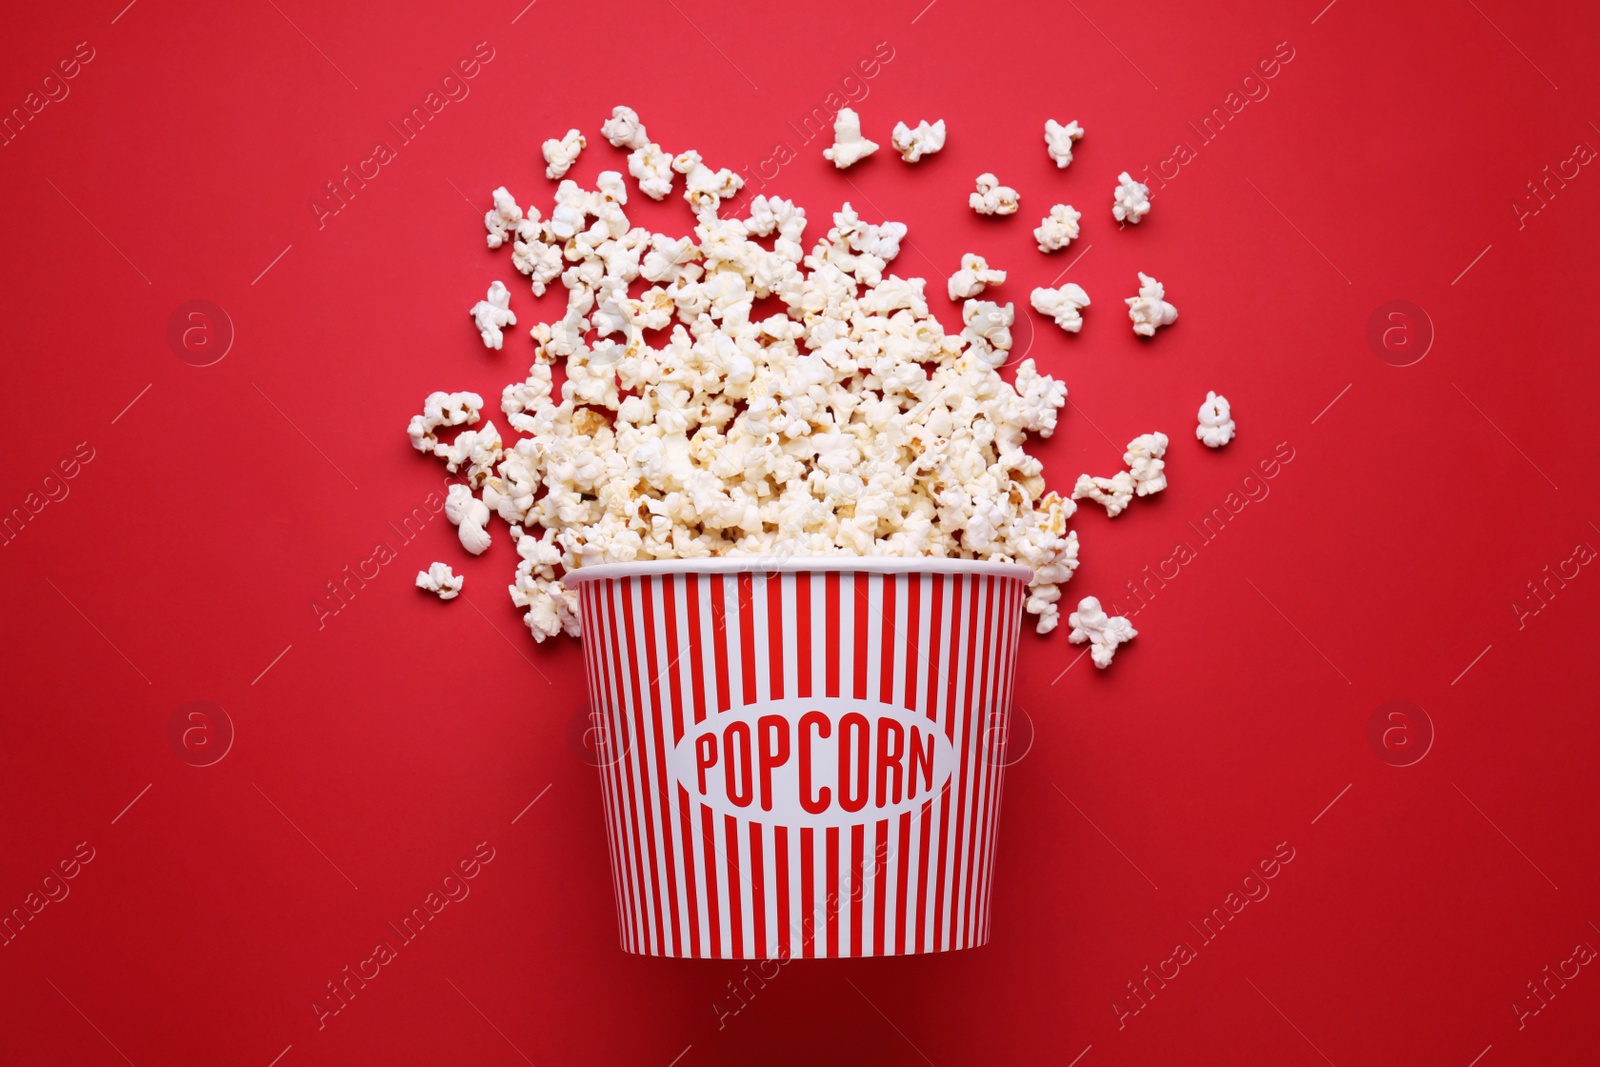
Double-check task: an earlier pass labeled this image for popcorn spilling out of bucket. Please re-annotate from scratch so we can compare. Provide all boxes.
[410,106,1221,955]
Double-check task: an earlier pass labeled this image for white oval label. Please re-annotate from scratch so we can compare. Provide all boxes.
[668,697,956,828]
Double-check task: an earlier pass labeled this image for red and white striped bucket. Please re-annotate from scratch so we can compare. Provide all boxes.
[565,558,1030,958]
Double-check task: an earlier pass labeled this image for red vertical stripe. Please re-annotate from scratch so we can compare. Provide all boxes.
[748,822,766,958]
[849,822,865,957]
[700,805,721,957]
[723,814,743,958]
[873,816,889,956]
[774,825,790,961]
[825,826,839,957]
[895,812,912,955]
[800,827,815,958]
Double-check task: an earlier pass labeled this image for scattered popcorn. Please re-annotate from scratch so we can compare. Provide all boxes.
[1031,283,1090,333]
[542,129,586,180]
[1112,170,1151,224]
[1197,391,1235,448]
[470,281,516,349]
[445,484,492,555]
[891,119,946,162]
[962,299,1014,365]
[1126,272,1178,337]
[948,253,1006,301]
[822,108,879,168]
[600,105,675,201]
[1044,119,1084,168]
[416,562,464,600]
[1068,596,1137,668]
[600,105,649,151]
[1124,432,1168,496]
[1033,204,1082,253]
[1072,472,1134,517]
[969,173,1020,215]
[485,187,522,249]
[412,163,1088,640]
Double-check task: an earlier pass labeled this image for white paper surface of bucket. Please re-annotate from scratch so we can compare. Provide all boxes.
[565,558,1029,959]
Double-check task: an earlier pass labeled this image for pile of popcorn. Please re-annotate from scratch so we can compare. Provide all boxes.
[411,106,1235,668]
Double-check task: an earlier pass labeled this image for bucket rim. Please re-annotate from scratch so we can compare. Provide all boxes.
[562,556,1033,584]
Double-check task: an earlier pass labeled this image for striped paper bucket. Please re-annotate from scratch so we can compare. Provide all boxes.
[564,558,1029,959]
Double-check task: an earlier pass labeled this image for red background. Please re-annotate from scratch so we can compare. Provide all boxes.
[2,0,1596,1063]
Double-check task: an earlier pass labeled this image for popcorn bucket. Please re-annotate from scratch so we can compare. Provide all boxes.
[564,558,1030,958]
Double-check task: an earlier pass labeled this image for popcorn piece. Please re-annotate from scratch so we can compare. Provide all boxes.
[485,187,522,249]
[470,281,516,349]
[1124,432,1168,496]
[543,129,586,180]
[890,119,946,162]
[832,202,906,262]
[673,150,744,216]
[1033,204,1082,253]
[1044,119,1083,169]
[444,484,492,555]
[1031,283,1090,333]
[1197,391,1235,448]
[822,108,879,168]
[1072,472,1134,517]
[408,390,483,456]
[962,299,1014,365]
[1013,359,1067,436]
[416,562,463,600]
[1126,272,1178,337]
[1112,170,1150,224]
[512,233,563,297]
[600,105,649,151]
[1068,596,1137,668]
[969,173,1020,215]
[628,143,674,200]
[948,253,1006,301]
[548,180,589,239]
